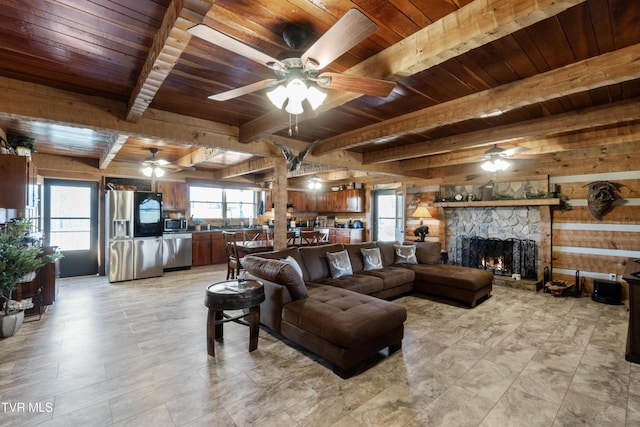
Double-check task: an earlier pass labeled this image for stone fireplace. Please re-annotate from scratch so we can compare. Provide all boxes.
[444,205,543,283]
[455,235,537,279]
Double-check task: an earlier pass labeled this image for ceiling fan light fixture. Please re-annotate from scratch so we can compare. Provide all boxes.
[266,77,326,115]
[307,175,322,190]
[266,85,288,109]
[307,85,327,110]
[142,165,165,178]
[481,158,509,172]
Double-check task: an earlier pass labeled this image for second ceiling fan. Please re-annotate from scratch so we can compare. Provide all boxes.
[187,9,396,114]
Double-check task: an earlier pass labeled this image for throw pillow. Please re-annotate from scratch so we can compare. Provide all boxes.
[241,256,307,300]
[326,250,353,278]
[281,255,304,280]
[393,244,417,264]
[361,247,383,271]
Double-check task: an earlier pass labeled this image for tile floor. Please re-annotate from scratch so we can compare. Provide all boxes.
[0,265,638,426]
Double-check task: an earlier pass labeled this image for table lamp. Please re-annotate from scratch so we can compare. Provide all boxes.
[412,206,432,242]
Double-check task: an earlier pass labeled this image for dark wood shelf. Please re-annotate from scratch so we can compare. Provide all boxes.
[433,198,561,208]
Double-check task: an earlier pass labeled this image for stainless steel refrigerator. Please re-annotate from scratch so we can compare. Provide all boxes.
[106,191,163,282]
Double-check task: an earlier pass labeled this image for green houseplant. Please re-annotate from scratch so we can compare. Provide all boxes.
[0,219,60,338]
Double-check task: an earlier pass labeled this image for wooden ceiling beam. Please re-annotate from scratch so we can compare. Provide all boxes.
[239,0,585,143]
[99,134,129,169]
[126,0,214,122]
[377,99,640,168]
[174,146,224,167]
[0,77,408,177]
[213,157,278,179]
[315,43,640,156]
[401,122,640,170]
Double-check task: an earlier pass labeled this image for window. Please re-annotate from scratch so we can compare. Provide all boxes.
[189,186,256,220]
[49,185,92,251]
[225,189,255,219]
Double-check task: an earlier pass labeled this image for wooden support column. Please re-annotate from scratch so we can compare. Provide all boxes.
[273,158,288,251]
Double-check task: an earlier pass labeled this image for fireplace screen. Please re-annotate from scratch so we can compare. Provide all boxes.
[454,236,537,279]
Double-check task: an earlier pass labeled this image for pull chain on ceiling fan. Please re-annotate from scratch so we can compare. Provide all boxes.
[187,9,396,134]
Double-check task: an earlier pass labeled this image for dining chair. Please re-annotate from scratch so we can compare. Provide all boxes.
[300,230,321,246]
[222,231,241,280]
[317,229,330,244]
[286,231,298,246]
[242,229,264,243]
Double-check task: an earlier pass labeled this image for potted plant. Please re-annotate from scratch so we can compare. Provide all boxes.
[0,219,60,338]
[191,217,204,231]
[2,133,36,156]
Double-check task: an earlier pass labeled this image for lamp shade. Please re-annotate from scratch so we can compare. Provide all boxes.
[412,206,432,218]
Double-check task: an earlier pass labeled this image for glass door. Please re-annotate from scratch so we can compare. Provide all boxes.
[373,188,406,242]
[44,179,99,277]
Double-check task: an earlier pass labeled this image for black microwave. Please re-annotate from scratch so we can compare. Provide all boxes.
[164,218,187,232]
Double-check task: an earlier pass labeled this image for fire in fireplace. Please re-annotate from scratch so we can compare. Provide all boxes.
[454,236,537,279]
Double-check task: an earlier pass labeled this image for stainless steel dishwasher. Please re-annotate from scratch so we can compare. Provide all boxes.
[162,232,193,270]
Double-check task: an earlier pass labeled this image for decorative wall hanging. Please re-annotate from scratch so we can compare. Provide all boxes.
[584,181,622,220]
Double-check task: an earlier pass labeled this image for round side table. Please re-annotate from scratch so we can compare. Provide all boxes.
[204,279,265,356]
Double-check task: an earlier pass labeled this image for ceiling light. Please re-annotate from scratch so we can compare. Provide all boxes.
[142,165,165,177]
[307,175,322,190]
[266,78,327,115]
[481,158,509,172]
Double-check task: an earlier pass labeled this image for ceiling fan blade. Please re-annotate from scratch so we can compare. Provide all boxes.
[302,9,377,70]
[208,79,281,101]
[318,72,395,97]
[188,24,284,69]
[502,146,530,157]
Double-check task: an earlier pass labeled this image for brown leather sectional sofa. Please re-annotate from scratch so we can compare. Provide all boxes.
[241,241,493,378]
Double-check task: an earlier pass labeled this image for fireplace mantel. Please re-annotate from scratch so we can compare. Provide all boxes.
[433,198,560,208]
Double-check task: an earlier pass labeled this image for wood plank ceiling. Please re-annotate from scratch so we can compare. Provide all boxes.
[0,0,638,186]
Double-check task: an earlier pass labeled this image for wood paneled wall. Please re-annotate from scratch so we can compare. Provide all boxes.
[551,169,640,300]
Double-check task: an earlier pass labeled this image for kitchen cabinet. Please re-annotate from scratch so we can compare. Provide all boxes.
[192,231,227,266]
[345,189,363,212]
[157,182,188,211]
[287,191,306,212]
[192,232,212,267]
[329,228,364,244]
[0,154,38,210]
[211,232,226,264]
[318,189,364,213]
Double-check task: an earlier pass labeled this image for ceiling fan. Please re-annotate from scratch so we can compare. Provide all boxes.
[141,147,194,178]
[187,9,396,113]
[481,144,529,172]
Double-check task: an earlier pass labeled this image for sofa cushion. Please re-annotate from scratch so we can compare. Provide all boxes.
[361,247,383,271]
[393,244,418,264]
[414,241,441,265]
[343,242,378,272]
[376,241,399,266]
[315,273,385,295]
[282,284,407,348]
[298,244,345,282]
[281,255,304,280]
[361,266,415,289]
[251,247,309,281]
[409,264,494,291]
[241,256,308,300]
[326,250,353,278]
